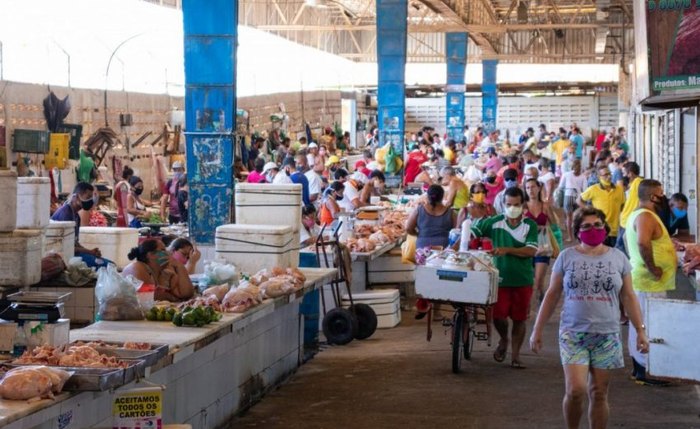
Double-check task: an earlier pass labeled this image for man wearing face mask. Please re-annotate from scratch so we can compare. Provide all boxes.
[625,180,677,386]
[51,182,112,268]
[665,193,690,238]
[472,187,538,369]
[615,162,642,255]
[578,166,625,247]
[494,168,519,215]
[289,156,311,208]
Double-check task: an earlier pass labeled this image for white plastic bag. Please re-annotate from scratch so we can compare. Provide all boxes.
[204,261,239,286]
[536,228,553,257]
[95,265,144,321]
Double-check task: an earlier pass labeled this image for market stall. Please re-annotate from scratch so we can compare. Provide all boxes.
[0,267,335,429]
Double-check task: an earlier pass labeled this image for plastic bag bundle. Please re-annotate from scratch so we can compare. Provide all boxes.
[203,261,239,287]
[95,265,144,321]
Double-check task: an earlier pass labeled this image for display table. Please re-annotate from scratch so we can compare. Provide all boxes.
[301,241,399,292]
[0,268,336,429]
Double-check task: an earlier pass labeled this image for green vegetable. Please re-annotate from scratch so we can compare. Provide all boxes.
[172,313,183,327]
[164,312,173,322]
[146,308,158,321]
[148,213,166,224]
[182,313,196,326]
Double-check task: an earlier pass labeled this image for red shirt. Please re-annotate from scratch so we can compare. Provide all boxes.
[404,151,428,185]
[595,134,606,151]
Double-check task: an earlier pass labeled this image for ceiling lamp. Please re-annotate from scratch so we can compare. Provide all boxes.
[517,1,528,23]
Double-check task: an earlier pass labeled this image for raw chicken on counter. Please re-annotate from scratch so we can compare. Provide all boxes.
[681,243,700,275]
[222,282,263,313]
[12,345,129,369]
[0,366,71,401]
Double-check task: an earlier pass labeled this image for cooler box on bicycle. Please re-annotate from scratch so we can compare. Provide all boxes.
[341,290,401,329]
[414,256,499,305]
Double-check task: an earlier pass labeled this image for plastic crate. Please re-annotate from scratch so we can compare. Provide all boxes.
[45,133,70,169]
[12,129,50,153]
[56,123,83,160]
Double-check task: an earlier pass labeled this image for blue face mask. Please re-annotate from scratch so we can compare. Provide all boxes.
[672,207,687,219]
[505,179,517,189]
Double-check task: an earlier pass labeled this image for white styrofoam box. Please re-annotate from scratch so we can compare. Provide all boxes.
[0,229,42,286]
[0,170,17,232]
[45,220,76,260]
[16,176,50,229]
[215,224,295,275]
[0,319,70,351]
[235,183,302,231]
[24,319,70,348]
[368,253,416,284]
[414,264,499,305]
[79,227,139,269]
[235,183,303,268]
[342,289,401,328]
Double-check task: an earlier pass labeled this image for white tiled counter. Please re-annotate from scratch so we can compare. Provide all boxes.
[0,268,336,429]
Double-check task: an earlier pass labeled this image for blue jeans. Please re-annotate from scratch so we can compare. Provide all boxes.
[615,227,628,257]
[76,252,113,269]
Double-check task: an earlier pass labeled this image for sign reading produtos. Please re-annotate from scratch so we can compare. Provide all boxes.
[112,387,163,429]
[646,1,700,92]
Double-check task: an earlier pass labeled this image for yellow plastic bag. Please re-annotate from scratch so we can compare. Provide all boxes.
[401,234,417,264]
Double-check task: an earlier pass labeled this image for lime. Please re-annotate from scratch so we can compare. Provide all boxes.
[182,313,196,326]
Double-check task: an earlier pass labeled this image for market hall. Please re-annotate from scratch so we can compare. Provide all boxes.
[0,0,698,428]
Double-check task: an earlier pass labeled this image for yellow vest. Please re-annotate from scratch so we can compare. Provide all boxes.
[625,208,676,292]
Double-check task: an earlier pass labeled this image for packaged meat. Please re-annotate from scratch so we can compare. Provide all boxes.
[222,283,263,313]
[203,284,230,302]
[259,278,295,298]
[0,366,71,400]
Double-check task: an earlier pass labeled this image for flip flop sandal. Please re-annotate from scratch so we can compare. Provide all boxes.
[511,360,527,369]
[493,346,506,363]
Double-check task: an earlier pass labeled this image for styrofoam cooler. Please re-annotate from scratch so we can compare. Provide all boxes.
[16,177,50,229]
[235,183,302,267]
[0,170,17,232]
[215,224,295,275]
[368,252,416,284]
[342,290,401,328]
[414,264,499,304]
[45,221,76,260]
[79,227,139,269]
[0,229,43,286]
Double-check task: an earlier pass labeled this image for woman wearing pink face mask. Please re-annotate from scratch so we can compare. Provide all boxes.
[529,207,648,429]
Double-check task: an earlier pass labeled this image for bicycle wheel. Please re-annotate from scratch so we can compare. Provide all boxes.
[462,312,476,360]
[451,310,464,374]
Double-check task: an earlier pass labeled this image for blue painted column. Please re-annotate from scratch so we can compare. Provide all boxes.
[481,59,498,133]
[376,0,407,187]
[182,0,238,244]
[445,33,468,142]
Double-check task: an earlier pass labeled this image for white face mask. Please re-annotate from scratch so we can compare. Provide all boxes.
[505,205,523,219]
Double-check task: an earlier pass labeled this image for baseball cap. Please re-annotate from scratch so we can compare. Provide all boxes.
[308,142,318,149]
[172,161,184,170]
[262,162,279,174]
[325,155,341,167]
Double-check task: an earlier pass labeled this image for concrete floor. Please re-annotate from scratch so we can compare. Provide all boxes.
[232,308,700,429]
